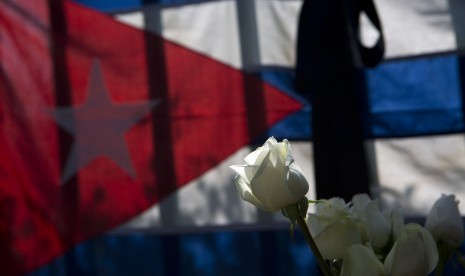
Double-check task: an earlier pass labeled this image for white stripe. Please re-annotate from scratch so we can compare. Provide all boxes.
[373,0,457,58]
[375,134,465,215]
[114,0,302,69]
[117,142,316,231]
[114,0,463,71]
[115,1,242,68]
[254,0,302,66]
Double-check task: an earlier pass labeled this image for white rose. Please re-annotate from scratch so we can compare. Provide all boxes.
[230,137,309,212]
[307,197,351,236]
[351,194,392,250]
[384,223,438,276]
[309,216,362,260]
[425,194,464,247]
[307,198,362,260]
[340,244,385,276]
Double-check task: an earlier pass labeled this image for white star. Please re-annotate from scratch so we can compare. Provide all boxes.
[50,61,158,184]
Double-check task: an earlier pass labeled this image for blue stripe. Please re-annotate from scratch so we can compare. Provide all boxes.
[261,54,464,140]
[27,229,319,276]
[73,0,142,12]
[365,54,464,137]
[27,228,465,276]
[74,0,217,12]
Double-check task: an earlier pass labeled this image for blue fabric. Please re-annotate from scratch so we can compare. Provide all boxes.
[75,0,216,12]
[27,228,465,276]
[28,229,319,276]
[366,54,464,138]
[253,53,465,140]
[74,0,141,12]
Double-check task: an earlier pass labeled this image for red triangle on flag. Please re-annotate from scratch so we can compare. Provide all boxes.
[0,0,303,274]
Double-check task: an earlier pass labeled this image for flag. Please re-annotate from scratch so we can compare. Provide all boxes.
[1,0,303,274]
[1,0,465,275]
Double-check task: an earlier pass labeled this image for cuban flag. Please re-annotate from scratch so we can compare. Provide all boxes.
[1,0,464,275]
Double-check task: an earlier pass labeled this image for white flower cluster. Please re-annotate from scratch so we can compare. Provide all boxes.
[231,137,465,276]
[307,194,464,275]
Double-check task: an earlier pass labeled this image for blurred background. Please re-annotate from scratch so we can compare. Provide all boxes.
[1,0,465,275]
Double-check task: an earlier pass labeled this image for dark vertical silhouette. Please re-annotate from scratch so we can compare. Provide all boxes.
[295,0,384,201]
[142,3,180,276]
[48,0,80,274]
[235,1,269,142]
[449,0,465,140]
[460,55,465,134]
[235,2,277,275]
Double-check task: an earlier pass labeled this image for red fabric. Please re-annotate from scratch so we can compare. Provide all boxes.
[0,0,303,275]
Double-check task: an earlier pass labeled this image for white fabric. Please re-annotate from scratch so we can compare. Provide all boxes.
[375,134,465,215]
[116,142,315,232]
[374,0,457,58]
[117,1,241,68]
[115,0,462,69]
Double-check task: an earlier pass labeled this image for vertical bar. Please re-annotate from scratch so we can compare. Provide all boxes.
[141,3,180,276]
[235,0,268,141]
[449,0,465,139]
[47,0,80,273]
[448,0,465,51]
[235,2,277,276]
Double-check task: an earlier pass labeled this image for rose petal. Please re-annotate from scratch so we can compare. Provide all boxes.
[351,193,372,217]
[364,201,391,249]
[234,176,266,210]
[287,163,309,197]
[306,213,331,236]
[313,218,362,260]
[244,148,262,165]
[384,223,438,276]
[229,165,259,184]
[387,207,404,241]
[315,198,349,217]
[341,244,385,276]
[250,166,290,211]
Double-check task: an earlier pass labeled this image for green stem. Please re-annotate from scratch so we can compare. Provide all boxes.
[296,211,332,276]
